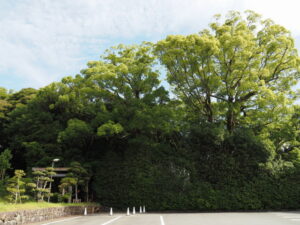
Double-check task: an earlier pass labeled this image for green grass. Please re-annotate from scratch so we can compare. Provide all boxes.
[0,201,98,212]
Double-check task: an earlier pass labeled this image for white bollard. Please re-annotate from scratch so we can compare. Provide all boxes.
[140,206,142,213]
[84,207,87,216]
[110,207,113,216]
[143,206,146,213]
[127,207,130,216]
[133,207,136,215]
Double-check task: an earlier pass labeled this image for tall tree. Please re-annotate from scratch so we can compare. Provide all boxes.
[155,11,300,131]
[81,43,175,138]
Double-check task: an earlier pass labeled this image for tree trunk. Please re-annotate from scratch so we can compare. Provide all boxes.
[226,101,235,132]
[86,182,89,202]
[226,111,234,132]
[17,178,21,203]
[75,184,78,201]
[68,186,72,203]
[0,169,5,180]
[205,94,213,122]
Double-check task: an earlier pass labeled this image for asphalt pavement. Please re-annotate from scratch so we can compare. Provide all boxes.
[30,211,300,225]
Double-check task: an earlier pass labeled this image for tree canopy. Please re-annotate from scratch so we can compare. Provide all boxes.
[155,11,300,132]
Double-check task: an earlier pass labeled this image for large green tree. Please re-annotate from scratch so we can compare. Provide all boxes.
[155,11,300,131]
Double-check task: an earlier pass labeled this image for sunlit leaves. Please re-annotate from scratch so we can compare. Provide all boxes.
[155,10,300,131]
[97,121,123,136]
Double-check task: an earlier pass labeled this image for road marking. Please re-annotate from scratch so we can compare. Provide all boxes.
[101,216,123,225]
[160,215,165,225]
[41,216,82,225]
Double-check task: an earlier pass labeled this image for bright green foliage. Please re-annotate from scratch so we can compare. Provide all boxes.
[66,162,90,202]
[32,167,56,202]
[59,177,77,203]
[97,120,123,136]
[83,43,160,100]
[6,170,30,203]
[0,87,12,117]
[155,10,300,131]
[0,149,12,180]
[82,44,176,138]
[8,88,37,110]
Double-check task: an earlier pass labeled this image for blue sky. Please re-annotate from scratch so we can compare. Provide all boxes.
[1,0,300,91]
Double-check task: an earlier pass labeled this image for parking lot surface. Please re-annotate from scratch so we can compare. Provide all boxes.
[31,211,300,225]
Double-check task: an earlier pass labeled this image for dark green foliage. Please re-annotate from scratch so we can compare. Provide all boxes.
[0,180,7,198]
[0,149,12,180]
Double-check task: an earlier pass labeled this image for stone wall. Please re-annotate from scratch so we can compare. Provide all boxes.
[0,205,100,225]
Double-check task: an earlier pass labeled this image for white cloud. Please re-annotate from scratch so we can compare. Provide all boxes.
[0,0,299,90]
[242,0,300,36]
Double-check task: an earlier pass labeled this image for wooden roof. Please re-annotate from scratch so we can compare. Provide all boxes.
[32,167,70,171]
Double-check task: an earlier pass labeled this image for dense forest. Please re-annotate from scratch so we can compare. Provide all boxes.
[1,11,300,210]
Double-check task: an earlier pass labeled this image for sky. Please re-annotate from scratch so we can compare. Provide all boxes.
[1,0,300,91]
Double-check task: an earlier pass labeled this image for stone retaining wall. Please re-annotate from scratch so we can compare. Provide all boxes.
[0,205,100,225]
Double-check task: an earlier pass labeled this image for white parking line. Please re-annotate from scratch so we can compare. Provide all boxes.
[41,216,82,225]
[101,216,123,225]
[160,215,165,225]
